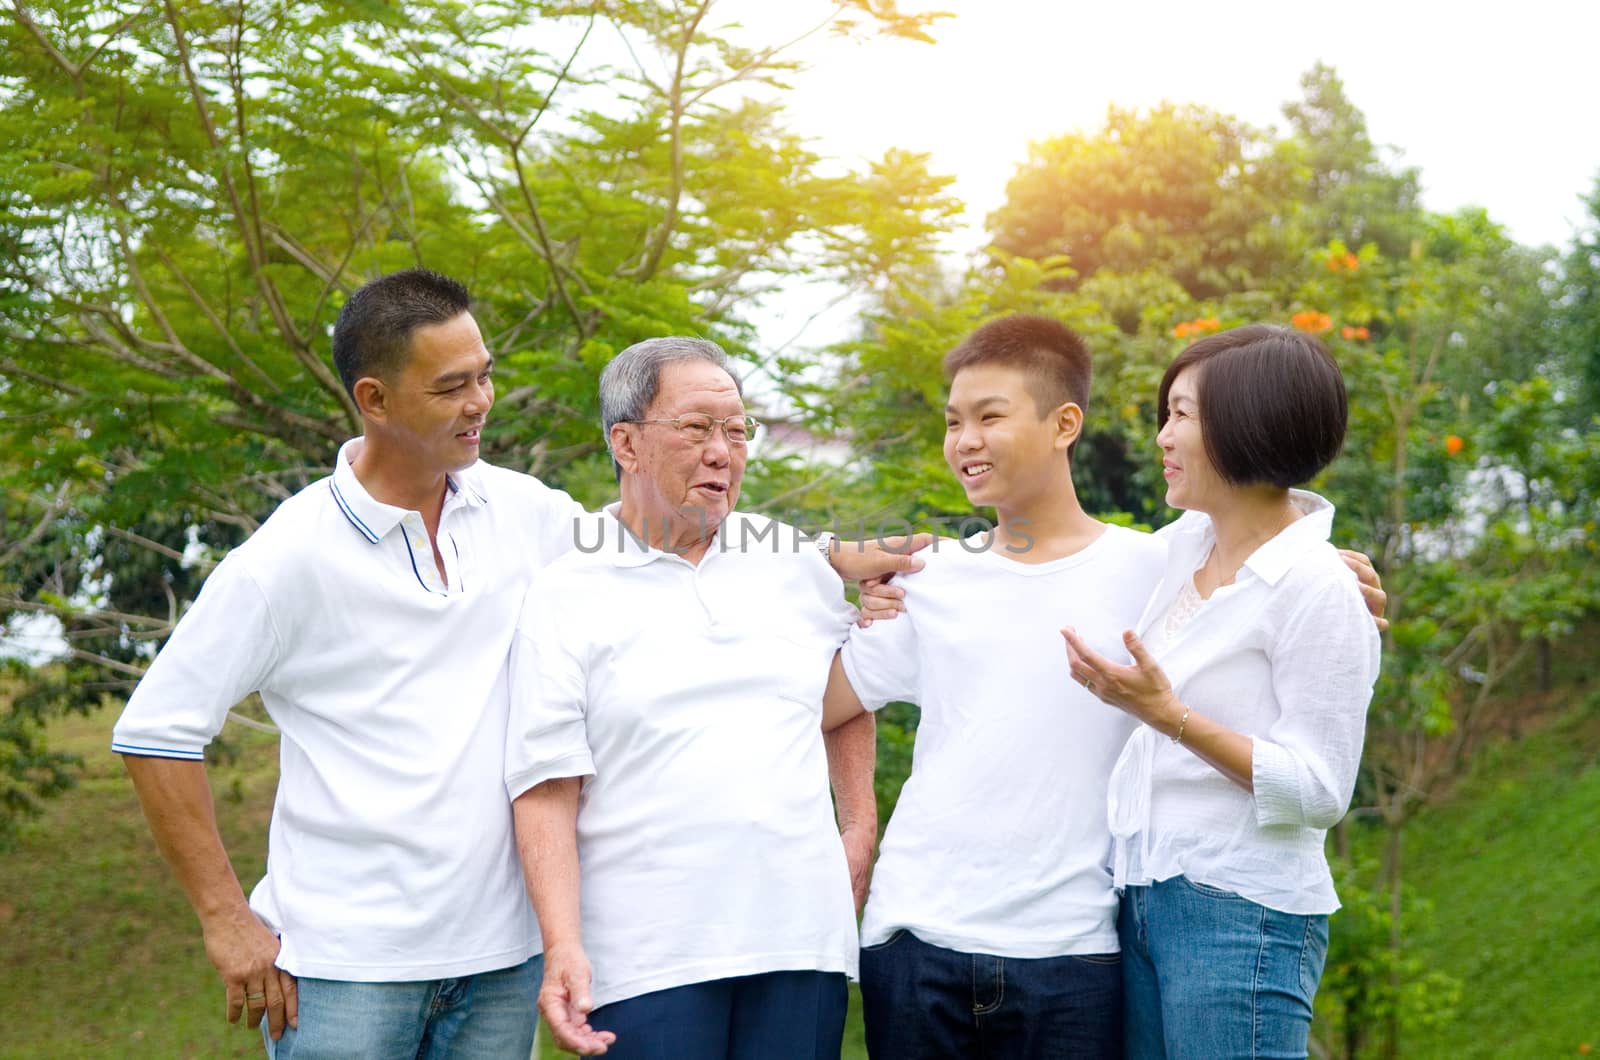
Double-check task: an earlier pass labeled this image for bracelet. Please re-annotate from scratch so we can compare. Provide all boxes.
[1171,705,1191,744]
[814,530,836,563]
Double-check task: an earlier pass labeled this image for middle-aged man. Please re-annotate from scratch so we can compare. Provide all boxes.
[111,270,914,1059]
[506,337,890,1059]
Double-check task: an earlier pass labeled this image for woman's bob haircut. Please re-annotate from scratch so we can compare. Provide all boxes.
[1157,324,1348,489]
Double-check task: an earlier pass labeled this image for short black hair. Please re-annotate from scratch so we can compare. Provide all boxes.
[943,315,1092,455]
[331,268,471,397]
[1158,324,1347,488]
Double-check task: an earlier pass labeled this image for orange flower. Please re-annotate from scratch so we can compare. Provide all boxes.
[1340,325,1370,341]
[1325,251,1361,272]
[1445,434,1464,456]
[1290,310,1332,335]
[1171,317,1222,339]
[1577,1044,1590,1056]
[1344,252,1359,271]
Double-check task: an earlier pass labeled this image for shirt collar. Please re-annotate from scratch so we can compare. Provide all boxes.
[600,502,730,568]
[1160,489,1335,588]
[329,438,487,545]
[1241,490,1335,585]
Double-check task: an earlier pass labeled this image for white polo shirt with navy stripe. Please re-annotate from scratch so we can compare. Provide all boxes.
[112,439,590,981]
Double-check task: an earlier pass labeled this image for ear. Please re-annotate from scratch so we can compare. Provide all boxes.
[353,376,388,423]
[1053,402,1084,451]
[610,422,643,475]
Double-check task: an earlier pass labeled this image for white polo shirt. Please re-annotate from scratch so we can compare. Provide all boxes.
[112,440,588,981]
[504,508,859,1009]
[841,524,1167,958]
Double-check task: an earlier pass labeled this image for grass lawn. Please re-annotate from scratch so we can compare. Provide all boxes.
[0,707,869,1059]
[1393,697,1600,1058]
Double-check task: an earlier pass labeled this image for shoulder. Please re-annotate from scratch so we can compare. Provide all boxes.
[224,475,340,572]
[463,459,579,509]
[1271,541,1368,620]
[1098,522,1167,563]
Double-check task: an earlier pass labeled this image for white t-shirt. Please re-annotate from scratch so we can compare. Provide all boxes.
[1107,492,1380,915]
[504,509,860,1009]
[112,441,589,981]
[841,524,1167,958]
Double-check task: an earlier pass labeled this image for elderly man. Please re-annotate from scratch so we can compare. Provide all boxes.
[506,338,885,1058]
[112,270,910,1058]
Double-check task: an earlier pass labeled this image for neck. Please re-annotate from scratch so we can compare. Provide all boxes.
[616,495,716,565]
[350,436,449,523]
[1202,486,1299,576]
[990,472,1102,563]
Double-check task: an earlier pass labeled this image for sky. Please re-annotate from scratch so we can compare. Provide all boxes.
[745,0,1600,255]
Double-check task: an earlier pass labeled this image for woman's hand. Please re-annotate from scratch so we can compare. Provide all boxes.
[1061,626,1185,736]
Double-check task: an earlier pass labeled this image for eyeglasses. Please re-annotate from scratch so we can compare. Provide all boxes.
[626,414,761,446]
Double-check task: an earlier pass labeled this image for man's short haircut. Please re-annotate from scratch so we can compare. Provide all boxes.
[599,337,741,479]
[1157,324,1348,489]
[332,268,472,398]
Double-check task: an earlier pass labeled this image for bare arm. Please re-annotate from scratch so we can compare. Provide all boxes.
[513,778,615,1056]
[824,706,878,912]
[822,651,867,732]
[122,755,297,1038]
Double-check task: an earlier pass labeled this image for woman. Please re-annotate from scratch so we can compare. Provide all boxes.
[1062,324,1381,1059]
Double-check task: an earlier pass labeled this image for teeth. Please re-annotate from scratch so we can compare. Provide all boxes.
[965,463,993,476]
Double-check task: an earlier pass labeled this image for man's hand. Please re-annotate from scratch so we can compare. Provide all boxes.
[827,533,934,583]
[840,823,877,914]
[204,908,297,1040]
[539,942,616,1056]
[1337,548,1389,631]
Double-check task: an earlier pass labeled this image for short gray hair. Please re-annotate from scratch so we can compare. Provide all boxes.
[599,337,740,476]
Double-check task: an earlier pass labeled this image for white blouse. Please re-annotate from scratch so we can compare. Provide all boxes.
[1108,492,1381,915]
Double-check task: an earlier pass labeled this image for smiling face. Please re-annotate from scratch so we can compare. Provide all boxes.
[1156,366,1226,513]
[375,311,494,477]
[617,359,746,545]
[944,363,1076,513]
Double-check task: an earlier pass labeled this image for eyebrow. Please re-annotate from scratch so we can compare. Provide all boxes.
[945,395,1012,415]
[432,356,494,389]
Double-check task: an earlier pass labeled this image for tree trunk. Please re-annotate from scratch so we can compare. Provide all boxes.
[1381,820,1405,1059]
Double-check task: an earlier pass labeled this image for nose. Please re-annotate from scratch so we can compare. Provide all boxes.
[466,376,494,416]
[955,422,983,453]
[1156,417,1174,449]
[701,428,731,466]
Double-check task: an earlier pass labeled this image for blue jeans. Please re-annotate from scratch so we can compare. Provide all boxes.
[262,955,541,1059]
[1120,877,1329,1060]
[588,970,847,1060]
[859,930,1123,1059]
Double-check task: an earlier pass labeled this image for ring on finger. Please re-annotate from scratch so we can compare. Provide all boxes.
[245,991,267,1003]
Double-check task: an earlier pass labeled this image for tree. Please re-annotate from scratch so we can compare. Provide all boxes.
[1558,175,1600,423]
[0,0,957,841]
[988,103,1307,310]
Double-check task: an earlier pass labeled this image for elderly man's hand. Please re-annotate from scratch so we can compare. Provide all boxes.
[828,533,933,583]
[539,943,616,1056]
[840,823,877,914]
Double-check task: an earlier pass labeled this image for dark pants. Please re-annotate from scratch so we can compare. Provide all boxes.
[860,930,1123,1060]
[589,970,848,1060]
